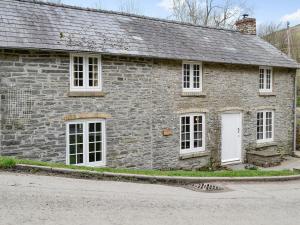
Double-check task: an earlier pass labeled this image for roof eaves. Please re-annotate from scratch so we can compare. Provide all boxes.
[2,44,299,69]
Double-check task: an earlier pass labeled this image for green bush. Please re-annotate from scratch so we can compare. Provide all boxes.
[0,157,16,169]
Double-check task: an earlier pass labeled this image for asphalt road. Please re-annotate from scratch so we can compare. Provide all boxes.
[0,172,300,225]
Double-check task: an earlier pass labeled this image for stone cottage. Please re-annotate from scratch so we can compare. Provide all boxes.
[0,0,299,169]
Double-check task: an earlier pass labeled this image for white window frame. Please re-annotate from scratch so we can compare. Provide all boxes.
[259,66,273,93]
[180,113,206,154]
[182,61,203,92]
[70,54,102,92]
[66,119,106,167]
[256,110,274,143]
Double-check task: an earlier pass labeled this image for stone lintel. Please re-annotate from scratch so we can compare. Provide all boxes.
[254,106,277,111]
[64,112,112,121]
[177,108,209,114]
[218,107,244,112]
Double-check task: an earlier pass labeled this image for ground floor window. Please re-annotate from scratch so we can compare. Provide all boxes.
[257,111,274,143]
[66,120,106,166]
[180,114,205,154]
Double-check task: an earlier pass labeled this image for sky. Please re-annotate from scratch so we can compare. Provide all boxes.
[60,0,300,26]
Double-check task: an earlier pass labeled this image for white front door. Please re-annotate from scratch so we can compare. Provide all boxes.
[221,113,242,164]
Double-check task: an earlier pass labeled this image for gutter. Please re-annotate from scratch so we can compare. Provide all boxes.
[1,46,299,69]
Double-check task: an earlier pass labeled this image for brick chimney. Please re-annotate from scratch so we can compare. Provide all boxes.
[235,14,256,35]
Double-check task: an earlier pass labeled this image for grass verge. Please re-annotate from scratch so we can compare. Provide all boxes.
[0,156,299,177]
[0,157,16,169]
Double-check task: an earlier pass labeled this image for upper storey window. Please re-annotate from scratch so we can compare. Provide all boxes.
[70,54,102,92]
[259,67,272,92]
[182,61,202,92]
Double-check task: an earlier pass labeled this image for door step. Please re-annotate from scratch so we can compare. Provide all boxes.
[246,149,282,167]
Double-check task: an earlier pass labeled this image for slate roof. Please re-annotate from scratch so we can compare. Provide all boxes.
[0,0,298,68]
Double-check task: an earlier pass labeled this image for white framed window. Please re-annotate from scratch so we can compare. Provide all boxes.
[182,61,202,92]
[66,119,106,166]
[259,66,272,92]
[257,110,274,143]
[70,54,102,92]
[180,114,205,154]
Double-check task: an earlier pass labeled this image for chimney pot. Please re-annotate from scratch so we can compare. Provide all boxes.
[235,16,256,35]
[242,14,249,19]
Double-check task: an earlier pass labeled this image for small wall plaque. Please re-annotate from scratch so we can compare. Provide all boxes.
[162,128,172,136]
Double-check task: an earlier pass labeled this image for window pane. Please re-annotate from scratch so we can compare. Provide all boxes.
[89,143,95,152]
[68,123,84,165]
[266,111,273,139]
[77,134,83,144]
[96,133,101,142]
[266,69,271,90]
[77,144,83,153]
[96,142,102,151]
[181,116,191,150]
[259,69,264,90]
[77,154,83,164]
[89,135,95,142]
[89,123,95,132]
[88,122,103,162]
[96,152,102,161]
[73,56,84,87]
[183,64,190,88]
[193,64,200,89]
[69,135,76,144]
[89,153,95,162]
[88,57,98,87]
[257,112,264,140]
[193,115,203,148]
[96,123,101,132]
[69,124,76,134]
[70,155,76,165]
[69,145,76,154]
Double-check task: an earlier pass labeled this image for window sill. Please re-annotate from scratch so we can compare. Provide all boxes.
[258,92,276,97]
[255,141,277,149]
[179,151,209,160]
[68,91,106,97]
[181,91,206,97]
[68,163,106,167]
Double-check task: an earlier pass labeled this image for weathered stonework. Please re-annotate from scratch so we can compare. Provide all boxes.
[235,17,257,35]
[0,49,297,169]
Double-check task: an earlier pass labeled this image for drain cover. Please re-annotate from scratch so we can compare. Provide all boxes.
[185,183,225,192]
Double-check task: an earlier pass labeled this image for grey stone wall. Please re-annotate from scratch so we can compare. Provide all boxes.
[0,49,296,169]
